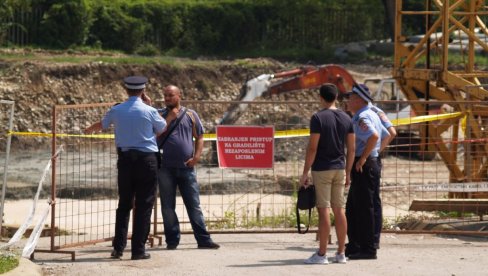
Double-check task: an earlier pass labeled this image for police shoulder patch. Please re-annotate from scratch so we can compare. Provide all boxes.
[358,118,368,131]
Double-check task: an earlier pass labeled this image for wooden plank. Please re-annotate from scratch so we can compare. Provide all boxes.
[409,199,488,214]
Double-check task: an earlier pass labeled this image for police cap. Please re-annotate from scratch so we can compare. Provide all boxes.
[346,84,373,103]
[124,76,148,90]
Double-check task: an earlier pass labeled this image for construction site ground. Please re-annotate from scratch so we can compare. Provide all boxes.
[5,230,487,276]
[2,53,488,275]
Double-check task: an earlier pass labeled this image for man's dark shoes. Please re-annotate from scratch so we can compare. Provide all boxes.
[344,246,358,257]
[131,253,151,260]
[110,250,123,259]
[197,241,220,249]
[166,244,178,250]
[348,252,377,260]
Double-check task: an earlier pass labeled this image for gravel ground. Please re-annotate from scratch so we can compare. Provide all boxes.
[15,231,487,276]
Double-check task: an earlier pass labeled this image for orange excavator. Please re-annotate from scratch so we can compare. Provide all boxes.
[219,64,357,125]
[217,64,433,161]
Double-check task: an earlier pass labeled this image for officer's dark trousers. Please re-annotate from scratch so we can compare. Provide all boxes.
[374,157,383,246]
[346,157,380,255]
[113,150,158,256]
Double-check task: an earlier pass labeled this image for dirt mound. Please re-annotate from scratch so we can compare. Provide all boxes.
[0,55,390,150]
[0,58,278,147]
[0,55,393,199]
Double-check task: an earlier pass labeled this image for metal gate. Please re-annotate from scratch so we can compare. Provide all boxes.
[38,99,488,257]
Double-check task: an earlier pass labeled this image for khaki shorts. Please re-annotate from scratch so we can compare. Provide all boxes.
[311,170,345,208]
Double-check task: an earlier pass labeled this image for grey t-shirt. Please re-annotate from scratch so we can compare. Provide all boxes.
[159,108,204,168]
[310,108,353,171]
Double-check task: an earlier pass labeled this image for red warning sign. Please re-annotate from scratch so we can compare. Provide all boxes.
[216,125,274,169]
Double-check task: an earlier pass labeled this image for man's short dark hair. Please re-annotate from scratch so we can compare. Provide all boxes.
[319,84,338,102]
[126,88,144,96]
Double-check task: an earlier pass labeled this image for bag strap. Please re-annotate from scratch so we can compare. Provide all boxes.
[158,107,188,149]
[296,205,312,234]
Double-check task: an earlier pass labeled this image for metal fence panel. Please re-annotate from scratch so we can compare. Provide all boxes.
[44,99,488,250]
[52,103,118,249]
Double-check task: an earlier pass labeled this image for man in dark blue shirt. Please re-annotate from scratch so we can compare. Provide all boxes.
[158,85,219,250]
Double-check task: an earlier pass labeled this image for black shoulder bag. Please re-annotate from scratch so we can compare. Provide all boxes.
[296,185,316,234]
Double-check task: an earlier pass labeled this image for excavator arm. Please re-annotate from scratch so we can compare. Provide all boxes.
[219,64,357,125]
[267,64,357,96]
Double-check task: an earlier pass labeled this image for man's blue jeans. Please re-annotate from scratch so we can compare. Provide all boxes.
[158,167,211,246]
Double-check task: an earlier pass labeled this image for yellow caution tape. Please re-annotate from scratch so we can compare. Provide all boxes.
[390,111,463,126]
[203,129,310,141]
[460,111,469,134]
[7,111,464,140]
[7,131,114,139]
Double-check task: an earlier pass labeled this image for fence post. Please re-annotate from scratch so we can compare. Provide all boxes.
[0,100,15,236]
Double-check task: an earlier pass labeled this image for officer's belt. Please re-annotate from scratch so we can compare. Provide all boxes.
[354,156,378,162]
[117,148,156,157]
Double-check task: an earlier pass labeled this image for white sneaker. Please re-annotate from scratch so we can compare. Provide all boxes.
[304,252,328,264]
[335,252,347,264]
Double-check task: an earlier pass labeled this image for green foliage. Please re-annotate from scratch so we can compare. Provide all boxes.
[131,2,186,50]
[0,0,29,45]
[88,4,146,53]
[134,43,160,56]
[211,211,237,229]
[235,47,335,63]
[0,251,20,274]
[38,0,92,48]
[401,0,428,36]
[0,1,14,44]
[3,0,394,59]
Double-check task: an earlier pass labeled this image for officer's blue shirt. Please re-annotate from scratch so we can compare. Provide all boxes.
[102,96,166,152]
[369,104,393,129]
[352,105,389,157]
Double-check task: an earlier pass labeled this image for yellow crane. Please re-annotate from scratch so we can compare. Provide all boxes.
[393,0,488,198]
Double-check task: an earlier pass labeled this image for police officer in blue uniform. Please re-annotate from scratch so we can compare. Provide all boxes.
[85,76,166,260]
[360,84,397,249]
[344,85,390,260]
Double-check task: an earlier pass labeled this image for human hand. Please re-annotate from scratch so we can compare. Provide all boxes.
[166,107,178,121]
[184,157,199,167]
[141,93,152,105]
[299,173,310,188]
[84,127,92,134]
[84,122,102,134]
[355,157,366,172]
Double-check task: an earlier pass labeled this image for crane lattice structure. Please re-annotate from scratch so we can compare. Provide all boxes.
[393,0,488,197]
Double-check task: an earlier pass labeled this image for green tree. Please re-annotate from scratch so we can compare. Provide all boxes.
[88,4,146,53]
[0,0,29,45]
[38,0,92,48]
